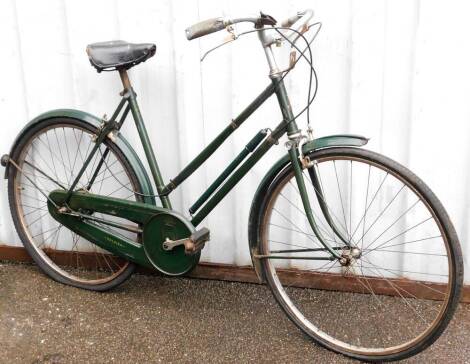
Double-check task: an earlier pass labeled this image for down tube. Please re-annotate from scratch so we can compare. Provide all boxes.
[190,124,285,227]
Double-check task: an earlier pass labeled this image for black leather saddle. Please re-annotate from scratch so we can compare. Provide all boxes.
[86,40,156,72]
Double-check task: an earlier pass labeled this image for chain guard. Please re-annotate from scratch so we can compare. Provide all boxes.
[48,190,200,276]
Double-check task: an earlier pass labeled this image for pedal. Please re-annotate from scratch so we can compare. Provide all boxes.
[185,227,210,255]
[162,227,210,255]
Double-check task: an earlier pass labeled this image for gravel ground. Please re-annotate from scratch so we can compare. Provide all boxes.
[1,262,469,364]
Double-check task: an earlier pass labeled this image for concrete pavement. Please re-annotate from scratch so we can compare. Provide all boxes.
[1,263,469,363]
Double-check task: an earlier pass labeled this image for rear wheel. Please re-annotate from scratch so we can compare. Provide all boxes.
[257,147,463,361]
[8,117,144,291]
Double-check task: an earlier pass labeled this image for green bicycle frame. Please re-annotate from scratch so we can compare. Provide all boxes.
[63,67,340,260]
[64,26,342,260]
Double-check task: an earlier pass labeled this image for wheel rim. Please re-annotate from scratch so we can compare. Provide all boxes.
[260,151,455,356]
[12,122,141,285]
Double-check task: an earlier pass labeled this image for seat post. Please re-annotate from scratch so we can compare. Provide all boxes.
[119,69,132,91]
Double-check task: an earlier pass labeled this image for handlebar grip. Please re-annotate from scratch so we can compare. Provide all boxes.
[185,17,227,40]
[281,14,302,28]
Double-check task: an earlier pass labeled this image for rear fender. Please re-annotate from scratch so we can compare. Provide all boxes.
[4,109,156,205]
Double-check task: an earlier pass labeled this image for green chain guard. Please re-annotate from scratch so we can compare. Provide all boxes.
[48,190,200,275]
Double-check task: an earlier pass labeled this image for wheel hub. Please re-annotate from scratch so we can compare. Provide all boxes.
[339,246,362,266]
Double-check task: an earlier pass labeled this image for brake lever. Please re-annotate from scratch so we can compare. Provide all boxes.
[200,26,238,62]
[271,22,320,76]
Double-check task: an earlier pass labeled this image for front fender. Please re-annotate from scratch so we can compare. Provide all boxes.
[248,134,368,281]
[4,109,156,205]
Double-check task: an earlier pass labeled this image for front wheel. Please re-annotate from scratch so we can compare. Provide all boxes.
[256,147,463,362]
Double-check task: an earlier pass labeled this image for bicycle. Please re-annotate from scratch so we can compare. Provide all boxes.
[1,9,463,362]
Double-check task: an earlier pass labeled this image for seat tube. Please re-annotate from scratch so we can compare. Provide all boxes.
[120,70,171,209]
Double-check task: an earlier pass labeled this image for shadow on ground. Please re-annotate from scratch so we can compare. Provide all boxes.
[0,263,468,363]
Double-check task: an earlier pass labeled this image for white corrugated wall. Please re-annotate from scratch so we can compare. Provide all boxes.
[1,0,470,282]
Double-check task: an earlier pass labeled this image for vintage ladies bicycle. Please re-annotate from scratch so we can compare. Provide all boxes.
[2,9,463,362]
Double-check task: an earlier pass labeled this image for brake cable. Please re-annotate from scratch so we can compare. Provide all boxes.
[63,23,323,201]
[200,23,322,134]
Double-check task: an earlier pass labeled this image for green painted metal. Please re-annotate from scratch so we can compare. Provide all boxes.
[86,100,129,191]
[86,147,111,191]
[4,109,156,206]
[118,136,156,206]
[233,82,276,125]
[65,112,120,203]
[6,75,370,277]
[191,122,286,226]
[163,82,277,193]
[143,213,199,275]
[48,191,152,268]
[272,76,300,136]
[287,146,341,259]
[248,134,369,281]
[167,124,234,191]
[189,77,297,226]
[189,129,268,214]
[307,166,351,246]
[127,90,172,209]
[303,134,369,151]
[48,189,199,274]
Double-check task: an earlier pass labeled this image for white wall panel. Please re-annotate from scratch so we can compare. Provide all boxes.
[1,0,470,281]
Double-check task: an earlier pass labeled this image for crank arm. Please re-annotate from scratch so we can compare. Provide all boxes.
[163,227,210,255]
[163,237,187,250]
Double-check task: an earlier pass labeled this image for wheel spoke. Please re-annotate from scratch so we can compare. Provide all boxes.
[13,122,140,286]
[303,169,351,242]
[260,150,457,356]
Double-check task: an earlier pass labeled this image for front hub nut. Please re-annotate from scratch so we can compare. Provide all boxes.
[350,247,362,259]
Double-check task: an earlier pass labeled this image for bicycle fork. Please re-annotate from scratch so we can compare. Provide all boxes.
[286,144,342,260]
[272,75,345,261]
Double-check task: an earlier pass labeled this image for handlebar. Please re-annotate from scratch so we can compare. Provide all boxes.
[280,9,314,42]
[185,9,314,42]
[185,17,231,40]
[185,16,258,41]
[281,13,303,27]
